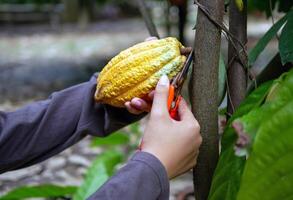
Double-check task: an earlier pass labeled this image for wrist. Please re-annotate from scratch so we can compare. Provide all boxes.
[142,148,173,179]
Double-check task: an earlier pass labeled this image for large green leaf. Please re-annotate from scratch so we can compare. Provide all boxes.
[248,14,288,66]
[234,70,293,156]
[73,151,123,200]
[236,69,293,200]
[208,128,245,200]
[237,103,293,200]
[91,131,129,147]
[0,185,77,200]
[209,70,293,200]
[208,81,273,200]
[279,10,293,65]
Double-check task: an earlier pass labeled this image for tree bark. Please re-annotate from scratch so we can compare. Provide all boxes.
[189,0,224,199]
[227,0,247,115]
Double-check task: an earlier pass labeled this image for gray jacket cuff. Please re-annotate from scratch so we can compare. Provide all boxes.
[131,151,170,199]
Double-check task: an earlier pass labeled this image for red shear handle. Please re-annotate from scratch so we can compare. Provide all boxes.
[169,96,181,120]
[168,86,181,120]
[167,85,175,109]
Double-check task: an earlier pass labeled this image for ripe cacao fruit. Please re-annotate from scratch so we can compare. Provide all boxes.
[95,37,186,107]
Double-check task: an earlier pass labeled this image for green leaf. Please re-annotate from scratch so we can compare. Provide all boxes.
[235,0,244,11]
[91,131,129,147]
[226,80,273,130]
[209,69,293,200]
[279,10,293,64]
[218,53,227,105]
[208,146,246,200]
[73,151,123,200]
[129,122,141,135]
[237,102,293,200]
[248,14,288,66]
[236,70,293,200]
[234,70,293,156]
[208,80,274,200]
[0,185,77,200]
[247,0,293,16]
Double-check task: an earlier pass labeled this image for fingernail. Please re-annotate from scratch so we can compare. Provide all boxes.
[132,99,142,107]
[145,36,158,41]
[158,74,169,86]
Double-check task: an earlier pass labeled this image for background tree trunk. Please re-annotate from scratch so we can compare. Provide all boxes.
[62,0,79,22]
[189,0,224,199]
[227,0,247,115]
[177,0,187,45]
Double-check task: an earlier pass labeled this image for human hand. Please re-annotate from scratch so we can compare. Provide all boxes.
[141,75,202,179]
[124,92,154,114]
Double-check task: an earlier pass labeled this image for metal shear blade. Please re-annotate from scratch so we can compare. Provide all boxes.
[171,50,193,101]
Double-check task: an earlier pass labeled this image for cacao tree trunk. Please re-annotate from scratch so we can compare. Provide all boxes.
[227,0,247,115]
[189,0,224,199]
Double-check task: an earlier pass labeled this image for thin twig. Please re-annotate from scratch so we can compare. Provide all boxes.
[194,0,248,57]
[194,0,257,89]
[137,0,160,38]
[226,76,235,113]
[194,0,252,77]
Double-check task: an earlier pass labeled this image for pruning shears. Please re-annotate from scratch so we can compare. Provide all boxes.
[167,50,193,120]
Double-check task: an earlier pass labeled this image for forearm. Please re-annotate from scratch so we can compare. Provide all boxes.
[0,74,144,173]
[88,151,169,200]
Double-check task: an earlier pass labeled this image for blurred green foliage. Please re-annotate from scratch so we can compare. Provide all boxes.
[0,0,129,4]
[248,0,293,16]
[0,0,60,4]
[0,122,142,199]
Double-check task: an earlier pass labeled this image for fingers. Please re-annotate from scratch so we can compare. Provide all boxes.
[125,101,142,115]
[151,75,170,117]
[177,98,195,121]
[148,90,155,100]
[180,47,192,55]
[131,98,151,112]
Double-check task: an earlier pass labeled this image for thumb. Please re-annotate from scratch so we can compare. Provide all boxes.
[151,75,170,116]
[177,98,194,121]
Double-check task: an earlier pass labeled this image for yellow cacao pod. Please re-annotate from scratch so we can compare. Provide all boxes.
[95,37,186,107]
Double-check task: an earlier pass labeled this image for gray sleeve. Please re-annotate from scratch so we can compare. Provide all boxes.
[88,151,170,200]
[0,74,144,173]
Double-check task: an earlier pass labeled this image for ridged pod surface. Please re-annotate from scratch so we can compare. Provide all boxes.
[95,37,186,107]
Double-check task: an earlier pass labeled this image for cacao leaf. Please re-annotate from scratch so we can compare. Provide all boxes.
[237,102,293,200]
[248,14,288,66]
[73,151,123,200]
[247,0,293,16]
[0,185,77,200]
[236,70,293,199]
[279,10,293,65]
[234,70,293,156]
[91,131,129,147]
[208,81,273,200]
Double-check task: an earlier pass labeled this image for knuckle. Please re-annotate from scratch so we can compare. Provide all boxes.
[197,135,203,146]
[187,123,199,132]
[193,121,200,131]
